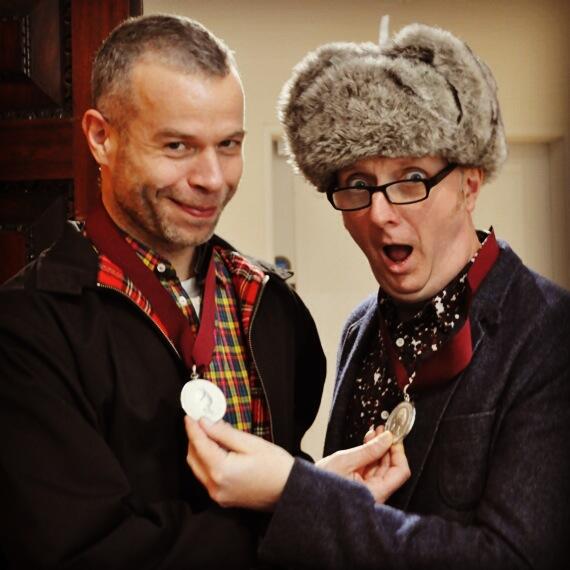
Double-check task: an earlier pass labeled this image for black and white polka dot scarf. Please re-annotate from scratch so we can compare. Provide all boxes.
[343,260,473,447]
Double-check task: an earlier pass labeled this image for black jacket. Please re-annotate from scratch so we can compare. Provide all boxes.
[0,223,325,569]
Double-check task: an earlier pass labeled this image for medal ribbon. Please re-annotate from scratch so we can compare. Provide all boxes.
[85,204,217,374]
[383,230,500,392]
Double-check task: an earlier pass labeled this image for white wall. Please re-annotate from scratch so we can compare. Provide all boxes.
[145,0,570,456]
[146,0,570,258]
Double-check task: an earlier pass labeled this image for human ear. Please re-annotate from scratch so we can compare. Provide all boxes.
[462,167,484,213]
[81,109,115,166]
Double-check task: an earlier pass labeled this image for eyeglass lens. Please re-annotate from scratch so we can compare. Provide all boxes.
[332,180,427,210]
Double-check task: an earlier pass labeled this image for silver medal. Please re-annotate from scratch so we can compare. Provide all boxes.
[180,379,226,422]
[385,400,416,444]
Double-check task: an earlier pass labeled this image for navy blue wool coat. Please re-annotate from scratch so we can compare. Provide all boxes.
[260,241,570,570]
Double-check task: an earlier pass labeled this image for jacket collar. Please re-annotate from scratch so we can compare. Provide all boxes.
[30,221,289,295]
[35,222,99,295]
[468,239,518,340]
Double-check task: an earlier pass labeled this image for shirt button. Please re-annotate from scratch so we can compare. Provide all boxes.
[157,263,166,273]
[395,337,405,347]
[381,410,390,420]
[178,296,188,306]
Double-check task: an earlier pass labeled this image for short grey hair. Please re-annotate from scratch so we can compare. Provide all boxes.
[92,14,237,119]
[279,24,507,191]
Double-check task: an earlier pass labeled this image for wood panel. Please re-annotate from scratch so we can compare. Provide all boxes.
[0,119,73,179]
[0,0,64,113]
[71,0,143,219]
[0,0,142,284]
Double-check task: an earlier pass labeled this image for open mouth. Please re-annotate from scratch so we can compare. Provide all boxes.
[383,244,413,263]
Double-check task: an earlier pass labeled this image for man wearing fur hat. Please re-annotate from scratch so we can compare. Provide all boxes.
[186,23,570,569]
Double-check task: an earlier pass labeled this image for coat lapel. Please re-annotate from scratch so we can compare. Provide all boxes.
[323,301,378,456]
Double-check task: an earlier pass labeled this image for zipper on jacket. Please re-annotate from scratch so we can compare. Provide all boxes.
[247,274,275,442]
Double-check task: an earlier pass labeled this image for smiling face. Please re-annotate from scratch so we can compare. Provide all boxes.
[96,58,245,274]
[338,156,482,304]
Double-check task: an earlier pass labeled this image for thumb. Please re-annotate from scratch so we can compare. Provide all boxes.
[199,418,261,454]
[346,430,394,471]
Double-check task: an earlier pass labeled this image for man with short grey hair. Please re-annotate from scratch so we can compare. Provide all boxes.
[0,14,326,568]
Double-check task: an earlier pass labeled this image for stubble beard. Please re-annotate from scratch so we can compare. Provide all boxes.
[115,183,221,254]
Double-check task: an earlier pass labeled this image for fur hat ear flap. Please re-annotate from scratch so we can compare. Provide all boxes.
[279,24,507,192]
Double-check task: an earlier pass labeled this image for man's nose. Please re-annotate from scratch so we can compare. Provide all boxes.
[369,191,400,227]
[187,148,224,192]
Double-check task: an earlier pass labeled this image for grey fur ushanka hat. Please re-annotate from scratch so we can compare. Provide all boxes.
[278,24,507,191]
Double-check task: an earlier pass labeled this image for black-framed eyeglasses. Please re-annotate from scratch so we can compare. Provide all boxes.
[327,163,458,211]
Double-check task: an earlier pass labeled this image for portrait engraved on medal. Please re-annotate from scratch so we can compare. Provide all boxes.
[385,401,416,444]
[181,379,227,422]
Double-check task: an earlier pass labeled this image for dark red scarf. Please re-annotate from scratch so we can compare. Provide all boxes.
[85,205,217,375]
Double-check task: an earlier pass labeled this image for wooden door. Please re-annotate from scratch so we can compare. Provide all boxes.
[0,0,142,284]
